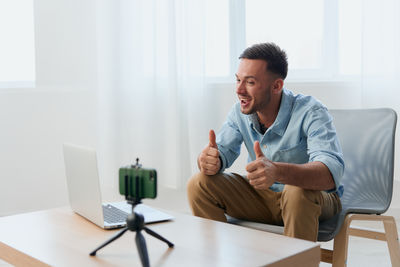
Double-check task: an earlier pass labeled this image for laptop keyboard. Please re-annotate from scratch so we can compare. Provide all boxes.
[102,204,130,224]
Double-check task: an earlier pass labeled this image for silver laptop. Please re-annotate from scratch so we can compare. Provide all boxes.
[63,143,173,229]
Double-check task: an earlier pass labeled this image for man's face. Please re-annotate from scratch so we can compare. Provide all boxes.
[235,59,275,115]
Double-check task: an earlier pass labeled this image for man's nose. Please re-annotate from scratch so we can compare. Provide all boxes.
[236,81,246,95]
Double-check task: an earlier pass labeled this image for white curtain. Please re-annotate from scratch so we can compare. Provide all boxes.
[96,0,212,193]
[94,0,400,195]
[360,0,400,177]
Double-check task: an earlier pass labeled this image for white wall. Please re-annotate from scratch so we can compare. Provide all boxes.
[1,0,399,217]
[0,0,99,216]
[0,89,96,216]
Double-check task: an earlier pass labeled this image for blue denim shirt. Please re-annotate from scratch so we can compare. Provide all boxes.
[216,88,344,196]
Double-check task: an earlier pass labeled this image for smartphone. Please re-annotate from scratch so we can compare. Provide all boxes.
[119,166,157,199]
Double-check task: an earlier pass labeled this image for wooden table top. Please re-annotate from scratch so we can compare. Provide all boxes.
[0,207,320,267]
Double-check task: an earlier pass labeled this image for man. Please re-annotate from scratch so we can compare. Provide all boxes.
[187,43,344,242]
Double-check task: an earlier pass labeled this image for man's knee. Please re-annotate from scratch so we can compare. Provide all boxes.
[187,172,205,198]
[282,184,307,199]
[187,172,217,201]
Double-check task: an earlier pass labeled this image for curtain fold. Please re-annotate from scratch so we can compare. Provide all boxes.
[97,0,210,191]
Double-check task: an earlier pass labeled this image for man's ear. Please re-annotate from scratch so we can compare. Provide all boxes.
[272,78,284,94]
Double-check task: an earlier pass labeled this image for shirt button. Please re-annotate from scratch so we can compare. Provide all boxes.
[263,145,267,149]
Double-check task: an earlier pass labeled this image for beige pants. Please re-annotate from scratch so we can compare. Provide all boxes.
[187,172,342,241]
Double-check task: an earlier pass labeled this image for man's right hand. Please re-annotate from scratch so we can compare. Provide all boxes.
[198,130,221,175]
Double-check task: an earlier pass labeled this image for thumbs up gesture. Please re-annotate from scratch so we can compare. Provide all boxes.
[198,130,221,175]
[246,141,276,190]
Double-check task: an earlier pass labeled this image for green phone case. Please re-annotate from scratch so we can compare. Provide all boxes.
[119,166,157,199]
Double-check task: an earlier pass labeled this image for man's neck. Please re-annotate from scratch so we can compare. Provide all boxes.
[257,111,278,129]
[257,94,282,128]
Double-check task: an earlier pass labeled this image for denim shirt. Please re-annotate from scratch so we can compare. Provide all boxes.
[216,88,344,196]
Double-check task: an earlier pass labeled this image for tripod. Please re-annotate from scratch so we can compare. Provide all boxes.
[89,171,174,267]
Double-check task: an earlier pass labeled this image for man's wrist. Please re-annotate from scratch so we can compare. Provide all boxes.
[274,162,286,183]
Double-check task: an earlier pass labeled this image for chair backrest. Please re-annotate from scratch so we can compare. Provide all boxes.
[330,108,397,214]
[318,108,397,241]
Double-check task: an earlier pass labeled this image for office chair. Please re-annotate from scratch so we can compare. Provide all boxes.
[228,108,400,266]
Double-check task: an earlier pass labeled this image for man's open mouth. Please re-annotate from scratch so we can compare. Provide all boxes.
[240,98,251,107]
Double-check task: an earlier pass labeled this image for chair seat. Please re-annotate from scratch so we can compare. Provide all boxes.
[227,214,340,241]
[227,205,388,242]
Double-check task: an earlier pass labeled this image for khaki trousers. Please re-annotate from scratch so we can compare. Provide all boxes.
[187,172,341,242]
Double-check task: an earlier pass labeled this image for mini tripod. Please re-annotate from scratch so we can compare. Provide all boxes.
[89,165,174,267]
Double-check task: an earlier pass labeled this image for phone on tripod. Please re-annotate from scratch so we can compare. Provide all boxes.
[90,159,173,267]
[119,163,157,199]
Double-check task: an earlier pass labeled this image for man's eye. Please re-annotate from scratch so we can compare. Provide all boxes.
[247,81,255,85]
[236,79,240,83]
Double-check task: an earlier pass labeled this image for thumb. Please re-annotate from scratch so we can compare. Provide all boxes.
[209,129,217,148]
[254,141,265,158]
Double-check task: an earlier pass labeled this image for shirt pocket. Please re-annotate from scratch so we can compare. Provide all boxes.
[272,138,309,164]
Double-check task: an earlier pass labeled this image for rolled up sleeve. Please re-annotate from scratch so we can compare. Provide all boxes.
[312,153,344,193]
[305,107,345,193]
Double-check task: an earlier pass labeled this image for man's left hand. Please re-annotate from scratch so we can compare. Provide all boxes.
[246,141,277,190]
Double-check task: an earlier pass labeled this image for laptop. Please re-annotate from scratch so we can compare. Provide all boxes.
[63,143,173,229]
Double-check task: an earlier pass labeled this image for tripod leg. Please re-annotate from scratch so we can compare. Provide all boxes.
[90,228,129,256]
[144,227,174,247]
[135,231,150,267]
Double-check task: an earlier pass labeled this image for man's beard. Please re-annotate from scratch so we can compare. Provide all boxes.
[240,87,271,115]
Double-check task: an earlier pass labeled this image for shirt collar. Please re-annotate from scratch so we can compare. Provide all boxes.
[248,88,294,136]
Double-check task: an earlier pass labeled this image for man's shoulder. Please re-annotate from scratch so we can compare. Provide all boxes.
[285,88,327,113]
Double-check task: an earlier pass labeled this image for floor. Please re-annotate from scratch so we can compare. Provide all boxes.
[1,187,399,266]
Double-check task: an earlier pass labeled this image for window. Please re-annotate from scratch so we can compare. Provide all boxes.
[0,0,36,88]
[246,0,324,71]
[205,0,230,77]
[338,0,362,76]
[205,0,362,82]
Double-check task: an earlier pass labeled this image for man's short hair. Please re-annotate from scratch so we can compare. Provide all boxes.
[239,43,288,80]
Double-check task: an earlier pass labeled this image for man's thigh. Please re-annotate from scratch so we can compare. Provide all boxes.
[192,172,281,224]
[279,185,341,221]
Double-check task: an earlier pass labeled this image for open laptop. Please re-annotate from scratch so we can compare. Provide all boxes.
[63,143,173,229]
